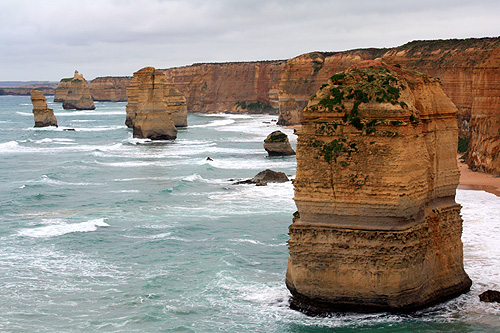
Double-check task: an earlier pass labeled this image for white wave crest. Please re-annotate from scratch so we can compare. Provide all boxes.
[18,218,109,238]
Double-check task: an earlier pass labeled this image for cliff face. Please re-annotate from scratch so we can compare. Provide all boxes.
[466,46,500,174]
[286,61,471,313]
[59,71,95,110]
[90,77,131,102]
[126,67,178,140]
[54,79,70,102]
[31,89,57,127]
[162,61,285,114]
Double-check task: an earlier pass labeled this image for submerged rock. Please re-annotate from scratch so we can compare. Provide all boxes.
[60,70,95,110]
[233,169,289,185]
[286,60,471,314]
[126,67,178,140]
[479,290,500,303]
[30,89,57,127]
[264,130,295,156]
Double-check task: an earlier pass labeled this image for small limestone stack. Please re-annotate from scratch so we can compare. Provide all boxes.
[286,60,471,313]
[61,70,95,110]
[30,89,57,127]
[264,130,295,156]
[126,67,178,140]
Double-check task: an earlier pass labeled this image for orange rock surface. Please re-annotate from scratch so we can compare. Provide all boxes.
[286,61,471,313]
[126,67,179,140]
[30,89,57,127]
[90,76,132,102]
[56,71,95,110]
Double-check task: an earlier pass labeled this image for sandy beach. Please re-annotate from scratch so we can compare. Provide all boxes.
[458,156,500,197]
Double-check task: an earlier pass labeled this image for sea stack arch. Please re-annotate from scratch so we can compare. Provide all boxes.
[286,60,471,314]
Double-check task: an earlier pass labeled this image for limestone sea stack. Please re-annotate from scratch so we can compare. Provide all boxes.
[126,67,187,129]
[30,89,57,127]
[126,67,178,140]
[264,130,295,156]
[60,71,95,110]
[286,60,472,314]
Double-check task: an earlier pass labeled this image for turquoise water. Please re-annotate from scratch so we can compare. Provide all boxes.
[0,95,499,332]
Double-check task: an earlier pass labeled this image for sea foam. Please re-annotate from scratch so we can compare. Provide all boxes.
[18,218,109,238]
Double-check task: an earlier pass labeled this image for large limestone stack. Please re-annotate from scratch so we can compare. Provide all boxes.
[286,60,471,313]
[126,67,187,130]
[61,71,95,110]
[126,67,178,140]
[30,89,57,127]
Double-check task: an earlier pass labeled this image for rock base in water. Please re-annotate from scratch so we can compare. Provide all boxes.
[479,290,500,303]
[31,89,57,127]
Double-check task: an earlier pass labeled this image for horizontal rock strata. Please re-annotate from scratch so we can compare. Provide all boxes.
[126,67,178,140]
[60,71,95,110]
[90,76,132,102]
[31,89,57,127]
[286,61,471,313]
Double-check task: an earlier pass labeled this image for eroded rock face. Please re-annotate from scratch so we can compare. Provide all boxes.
[90,76,132,101]
[126,67,178,140]
[286,61,471,314]
[60,71,95,110]
[30,89,57,127]
[264,131,295,156]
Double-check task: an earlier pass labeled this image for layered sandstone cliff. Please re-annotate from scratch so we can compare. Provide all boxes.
[466,46,500,174]
[286,61,471,313]
[58,71,95,110]
[126,67,178,140]
[162,61,285,114]
[90,76,131,102]
[31,89,57,127]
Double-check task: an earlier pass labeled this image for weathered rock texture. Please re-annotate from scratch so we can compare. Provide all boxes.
[126,66,187,129]
[161,61,285,114]
[59,71,95,110]
[264,130,295,156]
[90,76,132,101]
[30,89,57,127]
[465,46,500,174]
[286,61,471,314]
[126,67,178,140]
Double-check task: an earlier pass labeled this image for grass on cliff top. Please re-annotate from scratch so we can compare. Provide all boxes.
[306,65,420,136]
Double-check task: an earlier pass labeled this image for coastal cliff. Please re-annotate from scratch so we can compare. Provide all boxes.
[90,76,131,102]
[286,61,471,313]
[162,61,285,114]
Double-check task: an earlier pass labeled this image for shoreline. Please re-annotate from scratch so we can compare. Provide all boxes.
[458,156,500,197]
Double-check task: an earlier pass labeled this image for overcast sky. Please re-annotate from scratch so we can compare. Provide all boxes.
[1,0,499,81]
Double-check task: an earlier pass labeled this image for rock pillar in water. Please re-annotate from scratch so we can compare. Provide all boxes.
[30,89,57,127]
[61,70,96,110]
[286,60,471,313]
[126,67,178,140]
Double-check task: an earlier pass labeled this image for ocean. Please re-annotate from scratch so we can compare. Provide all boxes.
[0,95,498,332]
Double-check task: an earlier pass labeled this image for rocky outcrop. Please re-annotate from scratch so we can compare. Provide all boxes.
[126,67,178,140]
[162,61,285,114]
[59,71,95,110]
[90,76,131,101]
[30,89,57,127]
[286,61,471,314]
[233,169,289,185]
[479,290,500,303]
[264,131,295,156]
